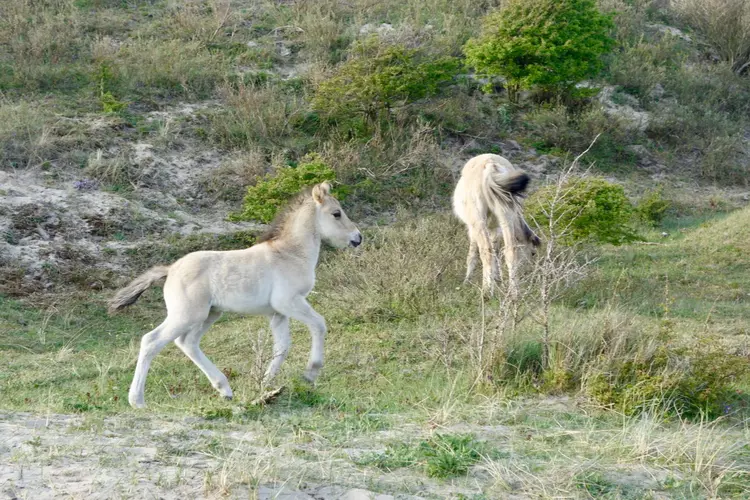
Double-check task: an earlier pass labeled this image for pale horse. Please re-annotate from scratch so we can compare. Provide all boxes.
[108,182,362,408]
[452,154,540,295]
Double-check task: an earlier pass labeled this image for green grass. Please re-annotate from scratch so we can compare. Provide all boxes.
[357,433,488,478]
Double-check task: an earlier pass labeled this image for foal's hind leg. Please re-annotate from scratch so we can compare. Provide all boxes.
[129,315,204,408]
[174,309,233,400]
[464,237,479,283]
[469,223,498,294]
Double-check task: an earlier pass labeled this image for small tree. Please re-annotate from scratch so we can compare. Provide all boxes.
[313,36,460,123]
[464,0,614,101]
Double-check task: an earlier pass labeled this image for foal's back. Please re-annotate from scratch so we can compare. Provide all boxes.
[163,245,277,316]
[453,154,517,223]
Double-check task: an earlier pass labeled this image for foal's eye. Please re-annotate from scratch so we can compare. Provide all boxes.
[332,211,342,219]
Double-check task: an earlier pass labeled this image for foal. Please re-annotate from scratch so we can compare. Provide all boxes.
[452,154,540,295]
[109,182,362,408]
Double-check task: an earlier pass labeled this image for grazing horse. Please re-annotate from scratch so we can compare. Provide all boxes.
[109,182,362,408]
[452,154,540,295]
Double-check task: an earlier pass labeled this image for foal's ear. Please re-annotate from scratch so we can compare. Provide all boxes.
[312,182,332,204]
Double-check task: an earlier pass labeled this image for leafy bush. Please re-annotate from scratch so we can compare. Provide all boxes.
[312,36,460,123]
[526,177,639,245]
[464,0,614,100]
[586,332,749,419]
[636,186,671,226]
[231,153,341,223]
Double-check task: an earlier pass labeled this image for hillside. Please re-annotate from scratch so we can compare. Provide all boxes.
[2,0,750,498]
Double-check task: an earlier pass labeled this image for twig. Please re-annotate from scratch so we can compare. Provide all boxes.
[571,133,601,168]
[249,386,285,406]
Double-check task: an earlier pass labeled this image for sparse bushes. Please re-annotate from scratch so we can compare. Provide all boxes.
[231,153,340,223]
[117,39,226,98]
[586,331,749,419]
[464,0,614,101]
[526,177,639,245]
[312,36,460,123]
[699,134,748,185]
[672,0,750,74]
[608,37,680,100]
[211,82,306,149]
[523,104,637,167]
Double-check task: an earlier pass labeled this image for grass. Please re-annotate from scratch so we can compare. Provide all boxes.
[358,433,488,478]
[2,209,750,495]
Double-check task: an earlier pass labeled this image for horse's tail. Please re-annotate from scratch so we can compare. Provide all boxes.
[108,265,170,314]
[481,162,540,247]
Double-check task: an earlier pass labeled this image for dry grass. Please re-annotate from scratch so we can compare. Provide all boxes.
[672,0,750,73]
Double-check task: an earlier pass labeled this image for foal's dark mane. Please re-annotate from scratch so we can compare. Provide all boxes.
[257,189,314,243]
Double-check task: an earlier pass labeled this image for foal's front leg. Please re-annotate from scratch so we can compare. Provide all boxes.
[273,296,327,383]
[262,314,291,384]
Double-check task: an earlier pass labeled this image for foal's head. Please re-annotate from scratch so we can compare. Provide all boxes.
[312,182,362,248]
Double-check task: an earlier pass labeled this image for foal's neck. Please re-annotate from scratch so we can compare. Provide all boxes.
[277,201,321,268]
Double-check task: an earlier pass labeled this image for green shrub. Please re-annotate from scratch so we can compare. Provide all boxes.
[586,332,749,419]
[526,177,639,245]
[312,36,460,123]
[636,186,670,226]
[464,0,614,101]
[231,153,343,223]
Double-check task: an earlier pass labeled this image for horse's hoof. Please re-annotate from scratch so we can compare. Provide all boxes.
[223,395,233,401]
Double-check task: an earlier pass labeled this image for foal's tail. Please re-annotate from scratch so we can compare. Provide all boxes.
[481,163,541,247]
[108,265,170,314]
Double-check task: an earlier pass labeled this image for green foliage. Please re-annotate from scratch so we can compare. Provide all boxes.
[464,0,614,100]
[636,187,671,226]
[97,62,126,114]
[312,36,460,122]
[586,332,749,419]
[231,153,342,223]
[358,434,485,478]
[526,177,639,245]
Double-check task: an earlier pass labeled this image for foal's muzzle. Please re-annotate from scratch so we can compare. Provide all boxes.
[350,232,363,247]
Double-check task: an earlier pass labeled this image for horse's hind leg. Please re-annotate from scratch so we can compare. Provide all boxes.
[469,223,498,294]
[464,237,479,283]
[174,309,233,400]
[262,314,290,384]
[129,316,202,408]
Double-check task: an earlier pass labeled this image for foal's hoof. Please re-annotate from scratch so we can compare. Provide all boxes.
[223,395,233,401]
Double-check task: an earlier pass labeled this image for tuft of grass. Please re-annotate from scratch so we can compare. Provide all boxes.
[358,433,487,478]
